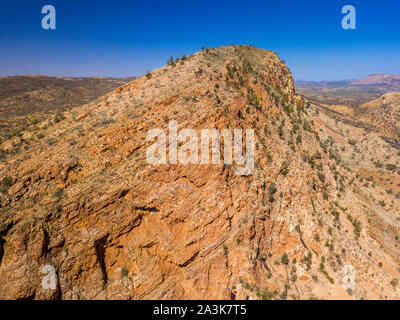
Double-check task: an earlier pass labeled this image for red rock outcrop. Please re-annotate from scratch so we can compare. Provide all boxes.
[0,45,399,300]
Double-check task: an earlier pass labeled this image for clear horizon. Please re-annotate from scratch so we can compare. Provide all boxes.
[3,69,400,83]
[1,0,400,81]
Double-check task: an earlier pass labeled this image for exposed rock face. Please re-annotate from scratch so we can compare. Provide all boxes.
[0,45,399,300]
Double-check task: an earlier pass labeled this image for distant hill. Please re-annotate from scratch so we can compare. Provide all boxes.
[357,92,400,145]
[0,75,135,141]
[296,74,400,106]
[352,73,400,87]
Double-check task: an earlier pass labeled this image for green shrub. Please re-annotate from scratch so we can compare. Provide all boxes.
[348,139,357,146]
[167,56,175,66]
[53,111,65,123]
[317,172,325,183]
[269,182,277,195]
[283,104,294,114]
[121,268,129,277]
[277,125,284,138]
[302,252,312,270]
[281,253,289,265]
[320,265,334,284]
[261,289,273,300]
[195,68,203,76]
[386,164,397,172]
[53,187,63,198]
[1,176,12,192]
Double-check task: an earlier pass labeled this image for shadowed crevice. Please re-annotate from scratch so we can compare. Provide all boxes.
[94,235,109,286]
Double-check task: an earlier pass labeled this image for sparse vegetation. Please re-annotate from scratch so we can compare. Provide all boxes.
[281,253,289,265]
[0,176,12,192]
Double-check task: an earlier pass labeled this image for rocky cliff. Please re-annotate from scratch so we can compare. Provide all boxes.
[0,45,399,300]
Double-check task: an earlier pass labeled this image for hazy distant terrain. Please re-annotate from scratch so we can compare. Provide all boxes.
[296,74,400,106]
[0,76,135,141]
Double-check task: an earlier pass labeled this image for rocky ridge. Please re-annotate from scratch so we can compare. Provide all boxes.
[0,45,399,300]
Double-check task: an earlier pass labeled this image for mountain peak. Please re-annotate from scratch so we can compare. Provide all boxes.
[352,73,400,86]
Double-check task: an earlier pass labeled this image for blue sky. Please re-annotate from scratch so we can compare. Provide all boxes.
[0,0,399,80]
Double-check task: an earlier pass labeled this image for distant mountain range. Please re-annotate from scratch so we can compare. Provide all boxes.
[296,73,400,106]
[297,73,400,87]
[352,73,400,87]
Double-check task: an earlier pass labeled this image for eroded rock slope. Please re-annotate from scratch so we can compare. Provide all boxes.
[0,45,399,300]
